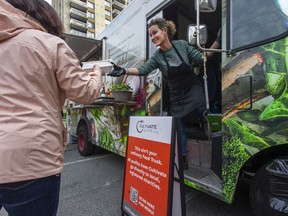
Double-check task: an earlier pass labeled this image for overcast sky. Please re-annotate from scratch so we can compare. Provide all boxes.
[44,0,51,5]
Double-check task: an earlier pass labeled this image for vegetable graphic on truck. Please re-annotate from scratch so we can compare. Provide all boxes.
[66,0,288,215]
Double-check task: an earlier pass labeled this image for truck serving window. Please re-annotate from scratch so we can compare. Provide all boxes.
[229,0,288,51]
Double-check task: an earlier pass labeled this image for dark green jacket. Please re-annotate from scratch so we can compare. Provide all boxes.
[137,40,203,77]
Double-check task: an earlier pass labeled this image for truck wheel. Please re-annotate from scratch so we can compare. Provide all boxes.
[249,161,286,216]
[77,125,95,156]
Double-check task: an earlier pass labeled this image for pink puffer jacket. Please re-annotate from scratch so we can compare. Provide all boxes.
[0,0,101,183]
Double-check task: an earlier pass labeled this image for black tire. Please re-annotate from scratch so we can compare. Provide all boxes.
[249,161,286,216]
[77,125,95,156]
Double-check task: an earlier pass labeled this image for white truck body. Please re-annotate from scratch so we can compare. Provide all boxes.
[66,0,288,215]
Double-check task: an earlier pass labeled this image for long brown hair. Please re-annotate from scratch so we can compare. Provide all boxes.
[5,0,65,39]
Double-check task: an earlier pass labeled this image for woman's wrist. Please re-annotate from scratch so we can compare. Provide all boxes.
[126,68,129,75]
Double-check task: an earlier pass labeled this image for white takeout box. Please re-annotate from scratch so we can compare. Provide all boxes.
[81,60,113,74]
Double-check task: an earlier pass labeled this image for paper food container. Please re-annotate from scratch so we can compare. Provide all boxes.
[82,60,113,74]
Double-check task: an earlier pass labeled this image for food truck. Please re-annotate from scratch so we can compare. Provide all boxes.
[66,0,288,215]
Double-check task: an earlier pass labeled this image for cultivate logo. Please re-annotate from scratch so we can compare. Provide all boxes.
[136,120,158,134]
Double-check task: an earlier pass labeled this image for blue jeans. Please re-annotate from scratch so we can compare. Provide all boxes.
[0,174,61,216]
[180,118,187,156]
[180,104,206,156]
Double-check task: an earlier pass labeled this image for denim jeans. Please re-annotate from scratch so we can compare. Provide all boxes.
[180,118,187,156]
[0,174,61,216]
[180,104,206,156]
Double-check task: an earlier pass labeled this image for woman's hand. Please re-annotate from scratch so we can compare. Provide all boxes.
[107,63,126,77]
[89,64,102,77]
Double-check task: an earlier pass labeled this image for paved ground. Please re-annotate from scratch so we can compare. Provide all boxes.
[0,144,253,216]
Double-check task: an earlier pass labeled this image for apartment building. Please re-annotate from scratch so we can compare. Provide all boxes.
[53,0,132,39]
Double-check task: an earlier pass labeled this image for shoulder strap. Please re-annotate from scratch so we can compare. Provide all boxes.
[161,51,170,67]
[172,42,185,63]
[161,42,186,67]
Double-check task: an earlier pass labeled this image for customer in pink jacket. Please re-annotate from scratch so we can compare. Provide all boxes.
[0,0,102,215]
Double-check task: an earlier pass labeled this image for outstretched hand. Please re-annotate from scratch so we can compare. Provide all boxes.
[89,64,102,77]
[107,62,126,77]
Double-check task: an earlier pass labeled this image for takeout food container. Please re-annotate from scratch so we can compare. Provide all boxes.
[81,60,113,74]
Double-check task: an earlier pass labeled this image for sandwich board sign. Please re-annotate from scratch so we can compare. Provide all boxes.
[121,116,185,216]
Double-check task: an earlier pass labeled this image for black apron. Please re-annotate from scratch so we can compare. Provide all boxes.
[162,44,205,118]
